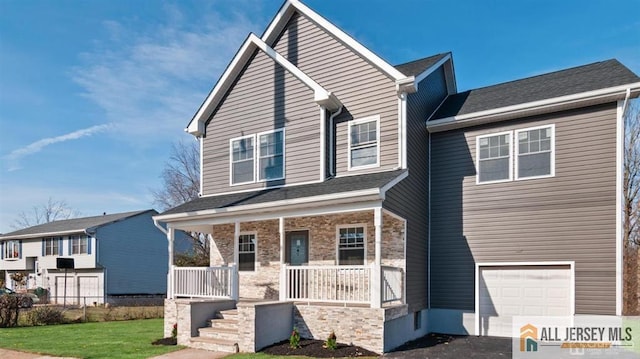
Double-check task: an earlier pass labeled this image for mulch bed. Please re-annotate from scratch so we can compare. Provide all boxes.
[152,337,177,346]
[261,339,378,358]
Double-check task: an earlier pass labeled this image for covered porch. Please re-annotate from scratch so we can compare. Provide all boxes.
[164,206,406,309]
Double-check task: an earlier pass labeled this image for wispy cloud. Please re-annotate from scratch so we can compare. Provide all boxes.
[5,124,112,171]
[71,5,257,140]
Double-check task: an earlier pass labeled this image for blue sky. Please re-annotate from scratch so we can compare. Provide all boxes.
[0,0,638,233]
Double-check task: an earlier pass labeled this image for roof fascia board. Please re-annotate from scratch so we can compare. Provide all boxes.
[187,33,340,136]
[263,0,409,83]
[0,229,87,241]
[414,53,452,86]
[427,82,640,133]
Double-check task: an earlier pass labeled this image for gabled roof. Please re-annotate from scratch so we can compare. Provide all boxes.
[156,170,407,220]
[0,210,156,240]
[395,53,449,77]
[430,59,640,129]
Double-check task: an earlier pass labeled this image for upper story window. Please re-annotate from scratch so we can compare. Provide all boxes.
[516,125,555,179]
[230,135,255,185]
[3,240,20,260]
[258,129,285,181]
[477,131,512,184]
[238,233,256,271]
[70,235,89,255]
[43,237,60,256]
[337,225,365,265]
[349,116,379,170]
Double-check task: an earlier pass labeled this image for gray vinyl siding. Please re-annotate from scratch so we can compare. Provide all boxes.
[383,66,448,312]
[96,211,169,295]
[202,49,320,195]
[272,13,399,176]
[430,103,617,314]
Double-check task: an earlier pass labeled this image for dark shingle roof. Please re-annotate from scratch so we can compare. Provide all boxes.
[0,210,155,239]
[161,170,406,216]
[432,59,640,120]
[394,53,449,77]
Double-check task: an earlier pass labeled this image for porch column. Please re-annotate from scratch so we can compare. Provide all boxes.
[234,221,240,267]
[371,207,383,308]
[167,226,175,299]
[279,217,286,301]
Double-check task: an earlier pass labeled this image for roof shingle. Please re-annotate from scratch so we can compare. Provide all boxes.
[394,53,449,77]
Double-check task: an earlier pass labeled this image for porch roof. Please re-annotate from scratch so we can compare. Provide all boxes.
[159,170,406,218]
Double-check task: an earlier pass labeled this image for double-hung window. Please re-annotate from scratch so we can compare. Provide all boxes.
[349,116,379,169]
[43,237,60,256]
[337,226,365,265]
[258,129,284,181]
[230,135,255,185]
[3,240,20,259]
[238,233,256,271]
[477,131,512,183]
[70,235,89,255]
[516,125,554,179]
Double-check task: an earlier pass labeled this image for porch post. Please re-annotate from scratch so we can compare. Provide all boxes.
[279,217,286,301]
[167,226,175,299]
[234,221,240,267]
[372,207,383,308]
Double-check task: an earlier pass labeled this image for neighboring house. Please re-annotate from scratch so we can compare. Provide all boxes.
[0,210,171,305]
[153,0,640,354]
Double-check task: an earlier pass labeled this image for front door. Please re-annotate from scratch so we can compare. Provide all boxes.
[286,231,309,265]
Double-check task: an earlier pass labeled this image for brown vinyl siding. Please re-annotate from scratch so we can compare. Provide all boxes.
[430,103,617,314]
[202,49,320,195]
[272,13,399,176]
[383,66,448,312]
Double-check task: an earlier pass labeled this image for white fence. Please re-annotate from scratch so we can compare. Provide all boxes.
[284,265,372,304]
[381,266,403,303]
[172,266,238,299]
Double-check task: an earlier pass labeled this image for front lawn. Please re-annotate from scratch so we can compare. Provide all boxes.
[0,318,183,359]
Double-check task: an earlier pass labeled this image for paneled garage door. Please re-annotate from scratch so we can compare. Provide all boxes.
[478,265,572,337]
[78,276,100,304]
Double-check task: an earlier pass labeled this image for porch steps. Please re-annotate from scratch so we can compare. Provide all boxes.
[190,308,240,353]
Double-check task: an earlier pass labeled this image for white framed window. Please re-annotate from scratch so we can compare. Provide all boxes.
[516,125,555,180]
[238,233,256,271]
[230,135,255,185]
[257,128,285,181]
[348,116,380,170]
[476,131,512,184]
[43,237,60,256]
[3,240,20,260]
[336,225,366,265]
[70,235,89,255]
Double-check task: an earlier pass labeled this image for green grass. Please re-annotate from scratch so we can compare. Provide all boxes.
[0,318,184,359]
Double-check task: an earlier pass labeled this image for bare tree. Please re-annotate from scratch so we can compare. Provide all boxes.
[11,197,80,230]
[623,100,640,314]
[152,140,209,266]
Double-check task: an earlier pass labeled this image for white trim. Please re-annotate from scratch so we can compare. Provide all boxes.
[428,82,640,133]
[348,115,381,171]
[319,107,326,181]
[0,229,86,241]
[399,93,408,169]
[238,231,258,272]
[257,128,286,182]
[475,130,513,184]
[262,0,408,82]
[474,261,576,336]
[414,53,452,85]
[199,136,204,196]
[335,223,368,266]
[328,107,343,177]
[379,170,408,199]
[514,124,555,180]
[397,95,403,168]
[229,134,256,186]
[616,99,625,315]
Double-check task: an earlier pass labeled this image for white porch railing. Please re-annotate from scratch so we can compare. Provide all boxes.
[172,265,238,299]
[381,266,403,304]
[285,265,371,304]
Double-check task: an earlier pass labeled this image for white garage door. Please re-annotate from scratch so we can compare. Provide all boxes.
[78,276,100,304]
[55,276,77,305]
[479,265,571,337]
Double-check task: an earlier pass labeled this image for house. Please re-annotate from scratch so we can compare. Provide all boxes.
[153,0,640,353]
[0,209,172,305]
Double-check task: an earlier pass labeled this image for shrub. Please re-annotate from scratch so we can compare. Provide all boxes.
[289,328,301,349]
[26,306,65,326]
[0,295,20,327]
[171,323,177,339]
[323,331,337,350]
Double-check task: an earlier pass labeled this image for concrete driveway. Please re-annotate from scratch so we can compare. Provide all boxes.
[384,333,512,359]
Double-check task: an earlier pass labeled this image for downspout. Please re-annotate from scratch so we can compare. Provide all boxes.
[617,87,631,315]
[328,106,343,177]
[153,219,168,235]
[621,88,631,114]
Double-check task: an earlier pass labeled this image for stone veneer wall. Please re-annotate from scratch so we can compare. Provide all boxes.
[208,211,406,300]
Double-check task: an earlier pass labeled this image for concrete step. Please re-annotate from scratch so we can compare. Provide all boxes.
[216,309,238,320]
[190,337,239,353]
[198,327,238,341]
[209,318,238,331]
